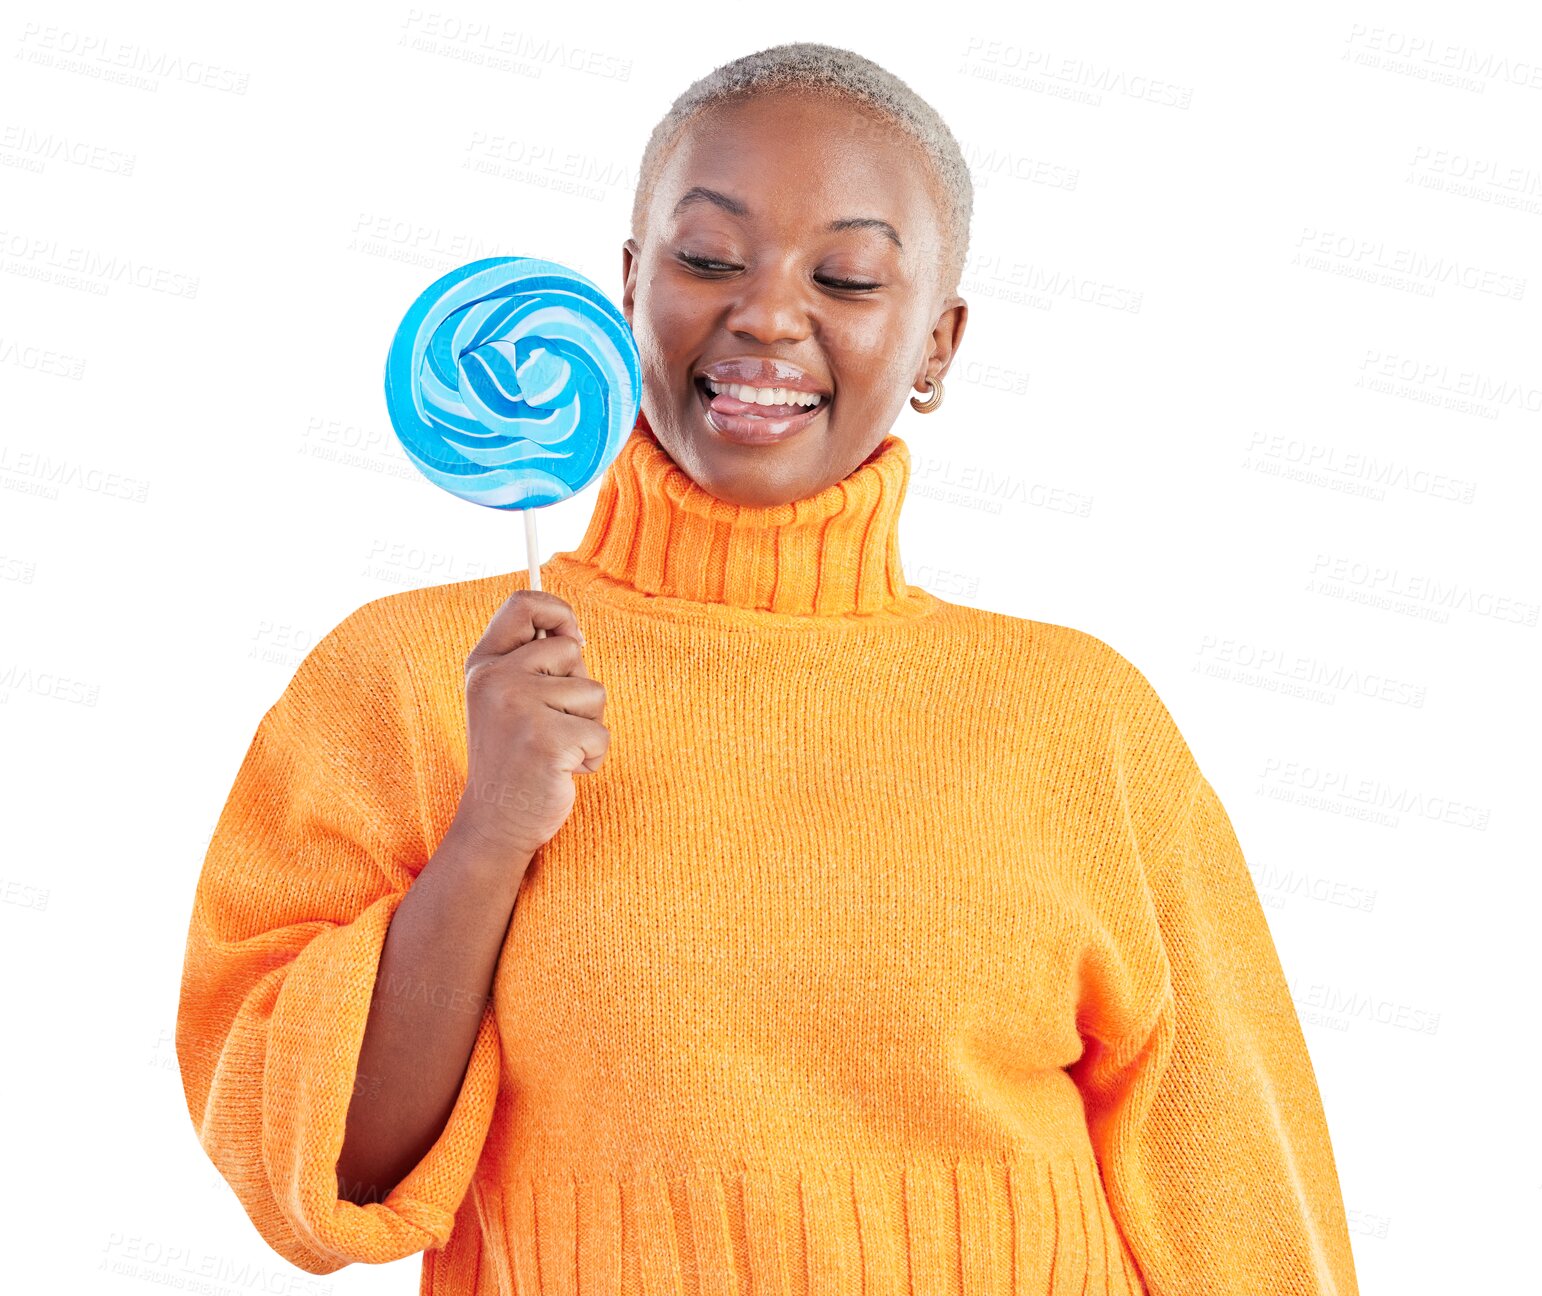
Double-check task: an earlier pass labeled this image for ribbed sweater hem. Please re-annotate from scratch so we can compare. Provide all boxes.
[422,1148,1145,1296]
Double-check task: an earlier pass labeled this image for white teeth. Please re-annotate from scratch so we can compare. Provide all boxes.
[705,379,823,407]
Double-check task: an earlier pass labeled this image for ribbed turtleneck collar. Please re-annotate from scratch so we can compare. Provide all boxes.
[554,412,928,619]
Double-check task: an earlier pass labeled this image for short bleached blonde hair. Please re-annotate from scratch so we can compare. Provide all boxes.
[633,41,974,298]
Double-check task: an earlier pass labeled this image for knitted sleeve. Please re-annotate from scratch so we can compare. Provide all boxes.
[175,601,501,1274]
[1071,657,1361,1295]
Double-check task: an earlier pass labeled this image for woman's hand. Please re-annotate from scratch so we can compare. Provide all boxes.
[451,589,609,861]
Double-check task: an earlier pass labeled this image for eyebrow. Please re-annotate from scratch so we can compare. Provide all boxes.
[672,186,904,250]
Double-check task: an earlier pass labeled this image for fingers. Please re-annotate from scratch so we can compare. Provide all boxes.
[530,673,607,723]
[509,631,590,680]
[554,711,611,774]
[470,590,583,661]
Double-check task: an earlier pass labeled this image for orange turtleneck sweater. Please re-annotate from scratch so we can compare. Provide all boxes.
[176,415,1360,1295]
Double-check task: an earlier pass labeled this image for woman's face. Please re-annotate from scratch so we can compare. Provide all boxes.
[621,89,968,508]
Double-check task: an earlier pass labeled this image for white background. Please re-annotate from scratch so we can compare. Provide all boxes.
[2,1,1539,1291]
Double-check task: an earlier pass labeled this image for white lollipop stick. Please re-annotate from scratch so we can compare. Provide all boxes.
[524,509,547,639]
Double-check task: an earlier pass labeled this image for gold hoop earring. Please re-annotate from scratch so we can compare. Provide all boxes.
[910,376,944,414]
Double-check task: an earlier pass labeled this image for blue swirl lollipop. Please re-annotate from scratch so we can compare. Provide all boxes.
[384,256,641,629]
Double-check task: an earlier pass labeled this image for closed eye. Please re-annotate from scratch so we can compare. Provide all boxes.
[676,253,881,294]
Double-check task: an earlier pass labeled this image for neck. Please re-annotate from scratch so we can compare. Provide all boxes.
[554,413,930,619]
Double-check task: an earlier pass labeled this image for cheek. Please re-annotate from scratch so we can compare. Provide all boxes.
[633,311,695,382]
[830,311,918,397]
[637,287,712,371]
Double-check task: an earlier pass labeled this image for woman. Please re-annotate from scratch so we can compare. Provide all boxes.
[177,43,1360,1296]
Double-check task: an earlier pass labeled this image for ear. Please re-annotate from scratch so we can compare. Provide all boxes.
[916,294,969,388]
[620,238,641,328]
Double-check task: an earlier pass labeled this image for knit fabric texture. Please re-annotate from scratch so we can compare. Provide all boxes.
[176,412,1360,1295]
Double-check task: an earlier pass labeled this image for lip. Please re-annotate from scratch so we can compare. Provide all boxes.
[694,356,832,396]
[693,374,829,447]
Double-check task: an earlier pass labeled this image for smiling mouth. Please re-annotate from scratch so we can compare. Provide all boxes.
[692,376,831,445]
[693,376,830,415]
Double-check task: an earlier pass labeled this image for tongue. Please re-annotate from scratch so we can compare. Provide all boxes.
[709,389,821,418]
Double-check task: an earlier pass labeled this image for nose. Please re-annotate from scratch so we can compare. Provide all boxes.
[721,260,813,345]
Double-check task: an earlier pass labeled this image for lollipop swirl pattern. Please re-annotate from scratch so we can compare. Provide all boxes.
[384,257,641,509]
